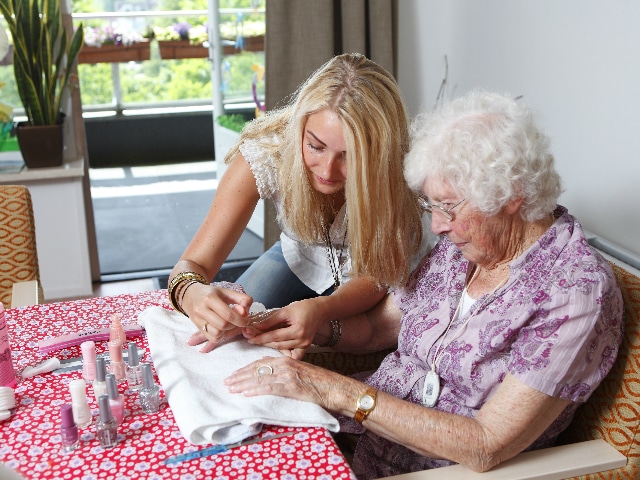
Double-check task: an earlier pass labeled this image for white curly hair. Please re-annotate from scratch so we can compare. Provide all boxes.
[404,90,563,222]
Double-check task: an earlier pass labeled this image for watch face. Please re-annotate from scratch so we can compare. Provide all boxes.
[358,394,375,410]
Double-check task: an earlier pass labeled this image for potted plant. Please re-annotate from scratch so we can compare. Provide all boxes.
[79,24,150,64]
[154,22,209,60]
[0,0,83,168]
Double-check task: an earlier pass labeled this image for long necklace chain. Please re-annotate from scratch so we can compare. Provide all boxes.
[422,264,507,407]
[431,265,508,374]
[320,215,348,291]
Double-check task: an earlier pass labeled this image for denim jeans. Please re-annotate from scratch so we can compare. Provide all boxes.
[236,241,331,309]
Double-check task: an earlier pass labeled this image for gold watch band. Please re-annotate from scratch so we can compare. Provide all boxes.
[354,387,378,423]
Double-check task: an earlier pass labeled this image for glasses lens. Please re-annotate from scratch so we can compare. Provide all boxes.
[419,197,454,221]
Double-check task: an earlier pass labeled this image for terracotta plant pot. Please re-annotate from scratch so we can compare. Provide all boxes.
[78,41,152,64]
[158,40,208,60]
[16,122,64,168]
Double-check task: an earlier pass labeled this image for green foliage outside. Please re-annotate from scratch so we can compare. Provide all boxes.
[0,0,265,112]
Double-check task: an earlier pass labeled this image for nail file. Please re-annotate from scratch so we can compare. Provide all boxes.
[38,324,145,354]
[163,432,296,465]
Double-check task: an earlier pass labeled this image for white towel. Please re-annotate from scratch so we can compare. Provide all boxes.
[139,306,340,445]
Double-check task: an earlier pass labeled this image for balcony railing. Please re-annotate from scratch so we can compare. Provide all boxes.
[71,7,265,117]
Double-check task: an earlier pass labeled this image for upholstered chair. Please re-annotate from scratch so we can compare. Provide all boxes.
[557,262,640,479]
[0,185,44,308]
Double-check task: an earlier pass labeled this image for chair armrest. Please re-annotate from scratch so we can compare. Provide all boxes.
[385,439,626,480]
[11,280,42,308]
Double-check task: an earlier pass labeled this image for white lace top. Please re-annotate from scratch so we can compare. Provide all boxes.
[239,138,351,294]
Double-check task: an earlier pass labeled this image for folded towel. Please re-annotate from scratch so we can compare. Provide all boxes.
[139,306,340,445]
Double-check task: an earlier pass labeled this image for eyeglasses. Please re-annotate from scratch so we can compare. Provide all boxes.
[418,197,466,222]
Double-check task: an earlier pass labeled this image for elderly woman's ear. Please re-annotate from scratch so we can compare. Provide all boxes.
[505,196,524,215]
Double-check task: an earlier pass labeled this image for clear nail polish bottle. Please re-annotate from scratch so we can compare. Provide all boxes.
[108,339,126,383]
[69,379,92,428]
[106,373,125,424]
[96,394,118,448]
[125,342,143,391]
[59,404,79,453]
[139,363,160,414]
[92,357,108,401]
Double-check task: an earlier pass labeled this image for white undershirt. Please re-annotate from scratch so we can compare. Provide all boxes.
[459,290,476,316]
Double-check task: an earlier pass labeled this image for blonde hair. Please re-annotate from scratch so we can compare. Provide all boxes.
[225,53,422,287]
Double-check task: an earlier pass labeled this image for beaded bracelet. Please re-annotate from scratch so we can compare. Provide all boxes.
[321,319,342,348]
[168,271,208,316]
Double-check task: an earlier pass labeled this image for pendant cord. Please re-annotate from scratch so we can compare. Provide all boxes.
[430,265,508,375]
[321,215,348,291]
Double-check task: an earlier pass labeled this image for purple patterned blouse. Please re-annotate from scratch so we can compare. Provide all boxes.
[346,206,624,479]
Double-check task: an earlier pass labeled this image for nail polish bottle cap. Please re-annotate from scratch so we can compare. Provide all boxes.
[106,373,118,400]
[98,394,113,423]
[81,341,96,363]
[141,363,155,389]
[95,357,106,382]
[109,339,123,363]
[69,379,87,403]
[60,404,76,428]
[127,342,139,366]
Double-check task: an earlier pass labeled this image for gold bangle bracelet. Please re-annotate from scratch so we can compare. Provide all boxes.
[168,271,208,316]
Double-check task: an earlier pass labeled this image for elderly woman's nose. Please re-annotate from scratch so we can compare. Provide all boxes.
[430,212,450,235]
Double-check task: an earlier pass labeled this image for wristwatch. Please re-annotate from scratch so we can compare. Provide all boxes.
[354,387,378,423]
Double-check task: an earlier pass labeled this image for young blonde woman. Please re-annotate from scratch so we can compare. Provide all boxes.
[168,53,429,359]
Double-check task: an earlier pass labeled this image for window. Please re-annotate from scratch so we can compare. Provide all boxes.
[0,0,265,116]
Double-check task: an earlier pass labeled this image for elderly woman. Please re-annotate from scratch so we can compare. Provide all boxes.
[224,90,624,479]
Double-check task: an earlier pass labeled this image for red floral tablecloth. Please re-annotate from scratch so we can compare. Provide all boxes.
[0,291,356,479]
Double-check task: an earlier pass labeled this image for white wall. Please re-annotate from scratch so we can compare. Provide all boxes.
[397,0,640,260]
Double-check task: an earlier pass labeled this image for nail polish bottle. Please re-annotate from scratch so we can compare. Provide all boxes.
[69,379,92,428]
[59,404,79,453]
[105,373,125,424]
[139,363,160,414]
[125,342,143,391]
[0,304,17,388]
[81,340,97,384]
[109,314,127,345]
[108,339,126,383]
[92,357,107,401]
[96,394,118,448]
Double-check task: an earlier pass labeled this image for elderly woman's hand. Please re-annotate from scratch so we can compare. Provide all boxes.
[183,283,253,353]
[224,355,339,407]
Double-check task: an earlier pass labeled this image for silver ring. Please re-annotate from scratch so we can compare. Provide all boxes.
[256,365,273,376]
[201,322,208,333]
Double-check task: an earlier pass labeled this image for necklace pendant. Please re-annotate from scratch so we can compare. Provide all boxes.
[422,370,441,407]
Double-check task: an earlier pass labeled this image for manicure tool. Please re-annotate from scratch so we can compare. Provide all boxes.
[163,431,295,465]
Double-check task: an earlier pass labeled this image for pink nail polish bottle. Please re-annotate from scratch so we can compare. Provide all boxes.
[109,314,126,345]
[81,341,97,384]
[105,373,125,424]
[108,339,126,383]
[0,304,17,388]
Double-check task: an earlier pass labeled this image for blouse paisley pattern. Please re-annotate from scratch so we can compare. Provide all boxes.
[346,206,624,479]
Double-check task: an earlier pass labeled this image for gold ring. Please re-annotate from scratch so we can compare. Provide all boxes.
[201,322,208,333]
[256,365,273,376]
